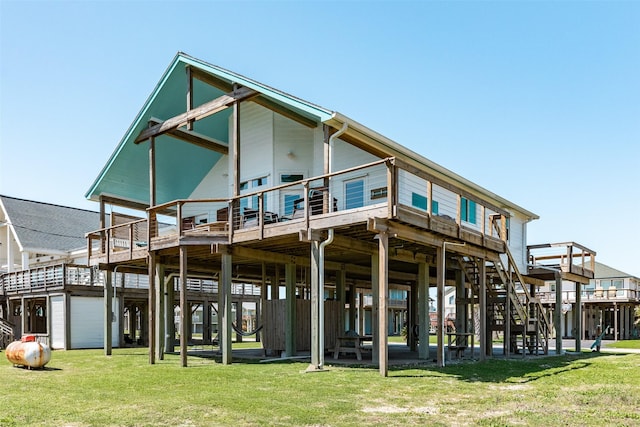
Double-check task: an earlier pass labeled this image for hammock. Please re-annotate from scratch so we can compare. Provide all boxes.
[231,322,263,336]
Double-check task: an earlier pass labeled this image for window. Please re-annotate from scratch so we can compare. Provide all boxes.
[283,194,300,216]
[345,179,364,209]
[239,175,268,209]
[460,197,477,224]
[411,193,439,214]
[371,187,387,200]
[280,173,304,183]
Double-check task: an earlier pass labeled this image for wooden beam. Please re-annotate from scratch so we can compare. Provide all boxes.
[135,86,257,143]
[217,244,416,283]
[190,67,233,92]
[253,96,318,128]
[190,67,317,128]
[148,118,229,154]
[186,66,194,131]
[368,218,497,260]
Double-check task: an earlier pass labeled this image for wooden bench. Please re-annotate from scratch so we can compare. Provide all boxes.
[333,335,372,361]
[447,332,474,360]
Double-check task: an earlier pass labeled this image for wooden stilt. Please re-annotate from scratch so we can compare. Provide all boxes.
[155,263,164,360]
[436,246,445,367]
[220,251,233,365]
[371,253,379,365]
[285,263,296,357]
[148,252,156,365]
[104,270,112,356]
[479,259,487,361]
[418,262,429,360]
[378,231,389,377]
[179,246,188,367]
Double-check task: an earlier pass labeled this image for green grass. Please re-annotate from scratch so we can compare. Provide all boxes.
[607,339,640,349]
[2,348,639,426]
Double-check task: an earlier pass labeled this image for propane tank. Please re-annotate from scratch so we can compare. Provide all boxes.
[5,335,51,369]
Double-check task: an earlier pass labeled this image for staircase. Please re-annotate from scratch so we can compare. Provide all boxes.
[0,316,14,350]
[457,219,551,356]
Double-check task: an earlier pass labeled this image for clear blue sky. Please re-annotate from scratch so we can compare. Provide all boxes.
[1,1,638,276]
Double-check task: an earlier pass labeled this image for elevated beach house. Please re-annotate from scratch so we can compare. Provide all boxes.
[84,53,595,376]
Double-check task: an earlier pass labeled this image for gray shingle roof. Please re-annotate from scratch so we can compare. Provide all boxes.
[593,261,636,280]
[0,195,100,253]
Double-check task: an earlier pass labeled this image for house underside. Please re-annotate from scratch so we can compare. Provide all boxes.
[86,157,583,375]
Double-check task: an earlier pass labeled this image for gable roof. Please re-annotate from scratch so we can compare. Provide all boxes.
[0,195,100,254]
[593,261,637,280]
[86,52,538,220]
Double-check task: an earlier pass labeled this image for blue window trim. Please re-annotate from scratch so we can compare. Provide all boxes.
[411,192,439,214]
[461,197,477,224]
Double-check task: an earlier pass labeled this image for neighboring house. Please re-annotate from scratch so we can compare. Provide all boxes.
[82,52,594,374]
[0,195,115,349]
[0,195,259,350]
[536,261,639,340]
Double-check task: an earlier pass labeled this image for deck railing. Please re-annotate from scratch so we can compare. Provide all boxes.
[527,242,596,278]
[0,264,99,294]
[87,156,514,260]
[537,288,640,304]
[0,264,260,297]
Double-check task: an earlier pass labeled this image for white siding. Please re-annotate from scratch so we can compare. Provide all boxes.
[398,170,428,210]
[507,213,527,273]
[70,297,119,349]
[432,184,457,219]
[273,114,314,213]
[50,294,65,350]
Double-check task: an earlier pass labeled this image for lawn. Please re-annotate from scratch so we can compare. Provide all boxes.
[1,347,639,426]
[607,339,640,349]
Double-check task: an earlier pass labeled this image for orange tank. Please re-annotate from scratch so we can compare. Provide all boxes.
[5,335,51,369]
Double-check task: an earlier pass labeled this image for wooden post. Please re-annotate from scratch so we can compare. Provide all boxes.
[235,300,243,343]
[260,262,267,343]
[147,134,157,365]
[104,270,112,356]
[378,232,389,377]
[408,281,417,352]
[418,262,429,359]
[271,266,280,300]
[348,283,356,331]
[164,275,175,353]
[371,253,379,365]
[505,262,512,357]
[148,252,156,365]
[336,269,346,335]
[479,259,487,361]
[555,272,563,354]
[455,270,465,334]
[613,302,618,341]
[203,299,211,344]
[575,281,582,351]
[186,66,194,131]
[436,245,445,367]
[309,240,321,369]
[179,246,188,367]
[285,263,296,357]
[220,250,233,364]
[232,86,241,199]
[155,262,165,360]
